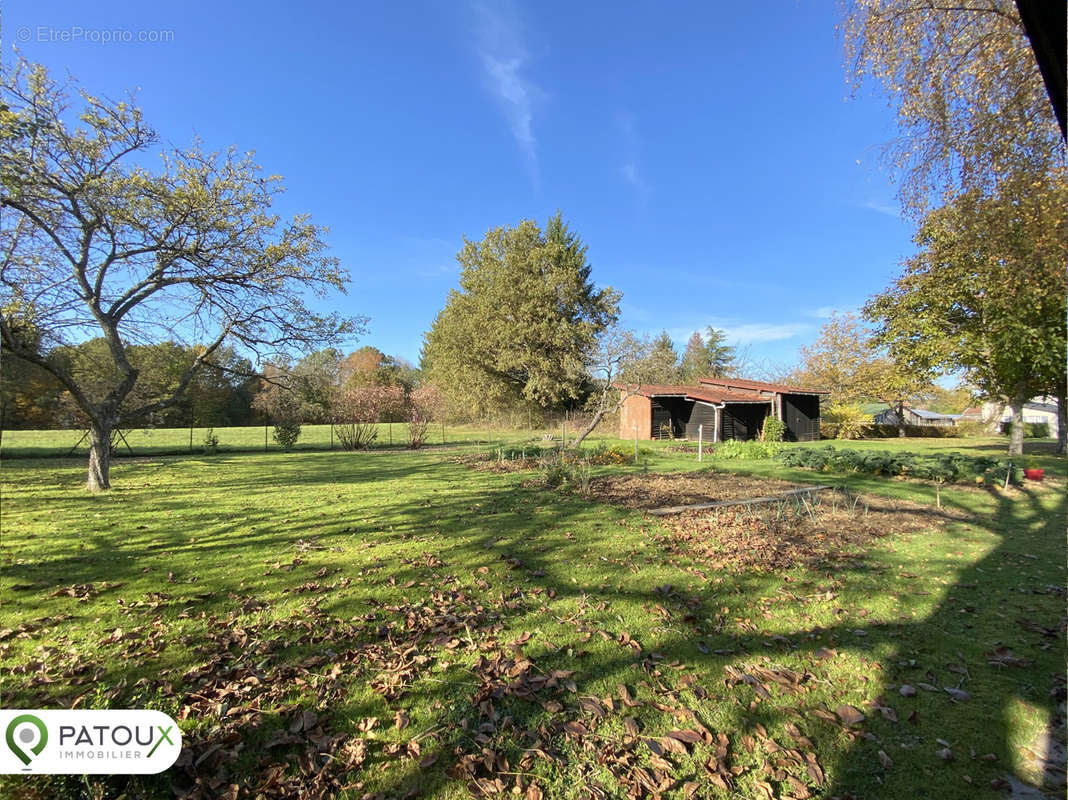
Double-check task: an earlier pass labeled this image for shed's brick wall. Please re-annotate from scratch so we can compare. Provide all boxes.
[620,394,652,439]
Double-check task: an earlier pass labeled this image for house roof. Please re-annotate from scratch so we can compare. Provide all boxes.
[686,387,775,404]
[1024,400,1058,413]
[614,383,697,397]
[697,377,829,395]
[614,383,775,405]
[908,408,958,420]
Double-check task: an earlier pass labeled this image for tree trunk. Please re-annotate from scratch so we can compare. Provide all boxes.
[1007,388,1027,457]
[896,403,906,437]
[87,422,113,491]
[1057,390,1067,455]
[573,408,608,447]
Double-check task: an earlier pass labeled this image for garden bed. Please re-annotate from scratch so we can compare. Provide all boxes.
[583,472,804,510]
[656,494,968,572]
[585,471,969,573]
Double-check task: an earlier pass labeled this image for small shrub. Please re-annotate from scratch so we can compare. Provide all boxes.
[953,421,988,438]
[998,420,1051,438]
[761,416,786,443]
[535,449,603,492]
[273,421,301,452]
[583,442,635,465]
[407,384,443,449]
[1026,421,1050,438]
[537,450,572,488]
[202,427,219,455]
[333,421,377,450]
[825,404,872,440]
[407,418,430,449]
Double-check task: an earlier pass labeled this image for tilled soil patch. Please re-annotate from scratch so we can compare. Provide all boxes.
[585,472,807,510]
[587,472,970,573]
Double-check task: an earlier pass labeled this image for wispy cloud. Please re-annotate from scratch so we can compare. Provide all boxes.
[863,199,901,219]
[719,322,809,344]
[803,304,866,320]
[662,320,810,346]
[414,262,458,279]
[805,306,839,319]
[617,112,649,202]
[471,2,543,180]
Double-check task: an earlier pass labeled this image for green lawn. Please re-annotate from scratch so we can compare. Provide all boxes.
[0,423,538,459]
[1,435,1064,799]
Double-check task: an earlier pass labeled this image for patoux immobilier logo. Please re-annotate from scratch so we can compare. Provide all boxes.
[0,709,182,774]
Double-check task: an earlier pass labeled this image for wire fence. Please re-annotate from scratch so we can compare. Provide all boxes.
[0,416,622,460]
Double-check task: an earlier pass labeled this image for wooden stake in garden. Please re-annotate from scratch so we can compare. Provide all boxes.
[698,424,703,462]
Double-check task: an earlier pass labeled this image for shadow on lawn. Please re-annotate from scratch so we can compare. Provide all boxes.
[779,481,1067,798]
[355,476,1067,799]
[3,452,1066,799]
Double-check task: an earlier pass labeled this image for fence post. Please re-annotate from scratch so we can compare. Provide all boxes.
[633,423,638,461]
[441,421,445,445]
[265,422,268,452]
[698,424,703,462]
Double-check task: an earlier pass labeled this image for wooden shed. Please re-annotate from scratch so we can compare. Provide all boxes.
[618,378,826,442]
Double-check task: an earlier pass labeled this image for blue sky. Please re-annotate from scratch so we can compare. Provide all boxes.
[10,1,915,373]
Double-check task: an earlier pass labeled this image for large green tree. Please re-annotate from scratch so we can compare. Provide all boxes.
[792,313,872,402]
[0,61,361,489]
[422,213,619,414]
[678,327,735,381]
[842,0,1061,215]
[792,312,933,434]
[625,330,679,385]
[865,171,1067,454]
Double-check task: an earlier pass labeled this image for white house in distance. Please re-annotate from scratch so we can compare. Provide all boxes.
[981,396,1061,438]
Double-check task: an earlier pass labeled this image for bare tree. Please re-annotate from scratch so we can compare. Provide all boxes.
[572,328,649,447]
[0,61,362,489]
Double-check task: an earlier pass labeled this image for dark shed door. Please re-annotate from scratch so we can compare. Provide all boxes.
[651,402,673,439]
[654,397,694,438]
[685,402,718,439]
[782,394,820,441]
[721,403,770,441]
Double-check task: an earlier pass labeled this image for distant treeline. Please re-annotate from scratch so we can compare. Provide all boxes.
[0,340,419,431]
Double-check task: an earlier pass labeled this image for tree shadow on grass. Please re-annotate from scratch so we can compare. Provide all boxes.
[1,454,1065,799]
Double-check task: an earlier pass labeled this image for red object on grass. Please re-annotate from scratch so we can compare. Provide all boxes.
[1023,468,1045,481]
